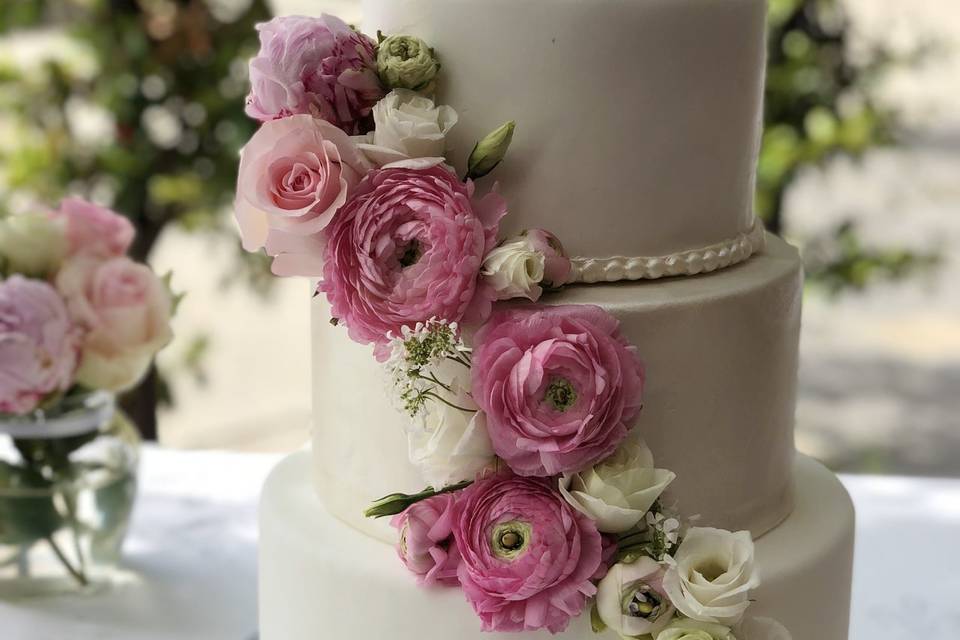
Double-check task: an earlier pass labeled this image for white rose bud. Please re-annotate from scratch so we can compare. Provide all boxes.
[406,372,496,489]
[559,430,676,533]
[655,619,737,640]
[662,527,761,626]
[0,211,67,277]
[481,236,547,302]
[356,89,458,167]
[597,557,676,637]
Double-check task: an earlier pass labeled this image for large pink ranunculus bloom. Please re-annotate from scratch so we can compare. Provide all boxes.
[391,493,461,587]
[234,114,372,277]
[472,305,646,476]
[245,14,384,134]
[318,165,507,357]
[55,197,135,259]
[452,472,607,634]
[57,257,173,393]
[0,276,79,414]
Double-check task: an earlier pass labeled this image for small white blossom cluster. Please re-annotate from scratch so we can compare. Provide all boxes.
[385,318,472,418]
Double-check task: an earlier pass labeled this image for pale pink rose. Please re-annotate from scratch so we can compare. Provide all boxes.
[57,257,173,392]
[472,305,646,476]
[245,14,384,134]
[391,493,461,587]
[0,276,79,414]
[56,197,135,259]
[235,114,373,276]
[451,472,608,633]
[318,165,507,358]
[524,228,571,288]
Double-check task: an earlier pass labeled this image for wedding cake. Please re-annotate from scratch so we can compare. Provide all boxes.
[236,1,855,638]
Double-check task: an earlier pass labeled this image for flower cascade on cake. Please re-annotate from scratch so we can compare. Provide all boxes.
[234,13,790,638]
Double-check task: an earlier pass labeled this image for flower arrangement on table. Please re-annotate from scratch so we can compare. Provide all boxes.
[0,198,175,588]
[235,13,790,639]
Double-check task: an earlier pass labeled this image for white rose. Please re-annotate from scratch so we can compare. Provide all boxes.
[559,431,676,533]
[356,89,458,167]
[655,619,736,640]
[662,527,761,626]
[736,617,793,640]
[597,557,675,637]
[406,374,495,489]
[481,236,546,302]
[0,211,67,277]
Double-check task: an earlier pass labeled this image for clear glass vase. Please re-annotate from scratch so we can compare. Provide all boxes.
[0,391,140,598]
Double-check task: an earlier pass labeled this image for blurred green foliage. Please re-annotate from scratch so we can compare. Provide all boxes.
[0,0,272,436]
[762,0,940,293]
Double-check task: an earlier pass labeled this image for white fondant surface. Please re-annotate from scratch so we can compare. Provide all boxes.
[362,0,768,263]
[312,234,803,542]
[260,451,853,640]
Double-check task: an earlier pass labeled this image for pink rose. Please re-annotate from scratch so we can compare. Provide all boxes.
[56,197,135,259]
[318,165,507,358]
[0,276,79,414]
[235,114,373,277]
[391,493,461,587]
[524,228,571,288]
[245,14,384,134]
[451,472,607,633]
[472,305,646,476]
[57,257,173,392]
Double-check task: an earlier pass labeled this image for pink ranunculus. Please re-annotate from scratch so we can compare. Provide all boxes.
[0,276,79,414]
[524,228,572,288]
[391,493,461,587]
[245,14,384,134]
[472,305,646,476]
[56,197,135,259]
[318,165,507,358]
[56,257,173,392]
[234,114,373,277]
[452,472,607,633]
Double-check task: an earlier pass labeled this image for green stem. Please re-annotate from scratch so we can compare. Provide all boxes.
[423,391,477,414]
[61,488,87,579]
[45,534,88,587]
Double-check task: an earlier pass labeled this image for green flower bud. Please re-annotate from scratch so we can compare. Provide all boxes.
[466,121,516,181]
[0,211,67,278]
[363,479,473,518]
[377,34,441,91]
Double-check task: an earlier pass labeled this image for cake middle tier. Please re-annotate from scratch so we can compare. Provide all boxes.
[311,233,802,542]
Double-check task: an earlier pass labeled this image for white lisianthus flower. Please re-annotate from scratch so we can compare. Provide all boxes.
[662,527,761,626]
[655,618,737,640]
[480,236,546,302]
[406,373,495,489]
[736,617,793,640]
[355,89,458,167]
[559,431,676,533]
[0,211,67,277]
[597,557,675,637]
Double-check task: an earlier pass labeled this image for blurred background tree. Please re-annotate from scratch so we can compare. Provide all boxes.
[761,0,940,293]
[0,0,272,439]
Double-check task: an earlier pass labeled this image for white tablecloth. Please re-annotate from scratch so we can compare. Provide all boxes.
[1,446,958,639]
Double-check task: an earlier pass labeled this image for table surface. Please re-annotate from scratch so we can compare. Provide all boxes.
[1,446,958,640]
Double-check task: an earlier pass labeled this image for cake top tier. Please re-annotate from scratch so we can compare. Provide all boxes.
[363,0,768,270]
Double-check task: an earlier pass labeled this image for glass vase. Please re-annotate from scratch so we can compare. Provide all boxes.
[0,391,140,598]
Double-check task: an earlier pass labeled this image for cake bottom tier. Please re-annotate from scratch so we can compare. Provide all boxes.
[259,452,854,640]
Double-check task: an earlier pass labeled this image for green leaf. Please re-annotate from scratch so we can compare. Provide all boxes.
[590,602,607,634]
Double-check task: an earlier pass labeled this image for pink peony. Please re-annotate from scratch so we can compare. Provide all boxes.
[0,276,79,414]
[524,228,572,288]
[245,14,384,134]
[57,257,173,392]
[452,472,607,633]
[234,114,373,276]
[391,493,461,587]
[318,165,507,357]
[472,305,645,476]
[56,197,135,259]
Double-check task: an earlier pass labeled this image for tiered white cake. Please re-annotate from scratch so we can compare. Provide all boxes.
[259,1,854,638]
